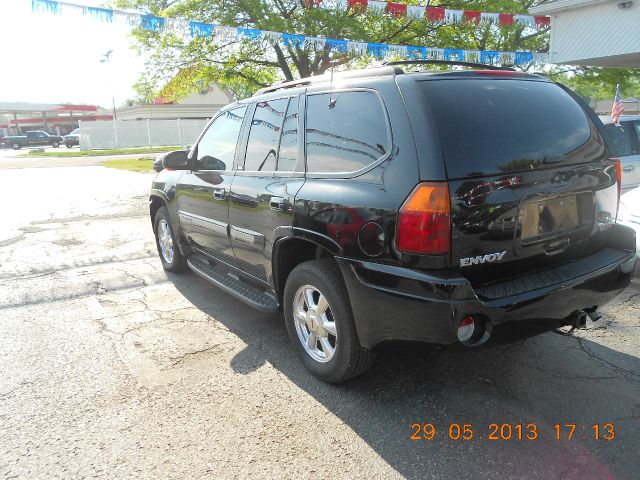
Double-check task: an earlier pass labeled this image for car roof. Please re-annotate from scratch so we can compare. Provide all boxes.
[599,114,640,124]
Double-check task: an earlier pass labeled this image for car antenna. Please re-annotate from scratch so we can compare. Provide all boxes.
[328,63,337,109]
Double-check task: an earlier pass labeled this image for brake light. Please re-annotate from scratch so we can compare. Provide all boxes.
[613,157,622,202]
[396,182,451,255]
[473,70,522,76]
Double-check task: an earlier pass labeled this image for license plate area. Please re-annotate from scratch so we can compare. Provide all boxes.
[520,192,591,245]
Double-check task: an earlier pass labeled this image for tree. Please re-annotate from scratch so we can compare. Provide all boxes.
[116,0,552,101]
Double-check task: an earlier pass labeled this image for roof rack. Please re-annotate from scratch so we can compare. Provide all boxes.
[384,59,516,71]
[253,65,403,96]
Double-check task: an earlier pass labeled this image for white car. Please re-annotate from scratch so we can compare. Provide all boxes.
[617,186,640,258]
[599,115,640,192]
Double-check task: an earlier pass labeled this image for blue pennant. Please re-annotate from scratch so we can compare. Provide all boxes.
[237,28,261,41]
[283,34,305,49]
[140,15,165,32]
[325,39,348,53]
[32,0,59,14]
[189,22,214,38]
[367,43,389,58]
[407,46,426,60]
[515,51,534,65]
[85,7,114,22]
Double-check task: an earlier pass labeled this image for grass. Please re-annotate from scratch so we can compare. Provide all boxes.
[101,157,155,173]
[19,146,180,157]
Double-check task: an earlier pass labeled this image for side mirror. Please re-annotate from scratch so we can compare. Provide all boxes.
[162,150,189,170]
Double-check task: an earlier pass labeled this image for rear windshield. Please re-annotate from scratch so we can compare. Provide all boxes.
[420,79,598,178]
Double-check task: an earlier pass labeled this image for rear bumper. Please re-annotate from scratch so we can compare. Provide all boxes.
[337,224,637,349]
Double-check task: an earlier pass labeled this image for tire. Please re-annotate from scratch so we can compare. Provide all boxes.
[283,259,375,383]
[153,206,188,273]
[52,142,60,148]
[12,143,20,150]
[66,144,73,148]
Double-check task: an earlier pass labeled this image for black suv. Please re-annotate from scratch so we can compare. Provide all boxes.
[149,63,637,383]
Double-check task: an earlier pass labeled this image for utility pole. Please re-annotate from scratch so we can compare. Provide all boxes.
[100,50,119,147]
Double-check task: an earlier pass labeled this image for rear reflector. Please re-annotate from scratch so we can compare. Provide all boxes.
[457,316,476,342]
[396,182,450,255]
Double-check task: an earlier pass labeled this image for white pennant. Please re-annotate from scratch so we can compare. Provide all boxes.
[444,9,464,24]
[406,5,426,20]
[347,41,368,55]
[480,12,499,25]
[368,1,387,15]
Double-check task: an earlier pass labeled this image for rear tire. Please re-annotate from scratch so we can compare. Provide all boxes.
[283,259,374,383]
[65,143,73,148]
[52,142,60,148]
[153,206,188,273]
[11,143,20,150]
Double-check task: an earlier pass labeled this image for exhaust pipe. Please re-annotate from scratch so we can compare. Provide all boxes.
[567,310,588,329]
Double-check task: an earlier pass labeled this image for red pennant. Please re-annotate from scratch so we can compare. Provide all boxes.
[499,13,514,26]
[535,16,550,27]
[464,10,481,23]
[348,0,367,12]
[427,6,445,22]
[386,2,407,17]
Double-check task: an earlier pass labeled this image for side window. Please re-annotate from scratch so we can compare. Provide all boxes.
[305,91,389,173]
[244,99,288,172]
[277,98,299,172]
[195,106,247,170]
[605,123,634,157]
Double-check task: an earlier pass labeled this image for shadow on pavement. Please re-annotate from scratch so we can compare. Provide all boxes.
[169,272,640,480]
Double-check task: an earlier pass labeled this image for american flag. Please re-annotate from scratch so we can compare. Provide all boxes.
[611,84,624,126]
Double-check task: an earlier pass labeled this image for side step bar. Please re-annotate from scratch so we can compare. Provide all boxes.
[187,255,279,313]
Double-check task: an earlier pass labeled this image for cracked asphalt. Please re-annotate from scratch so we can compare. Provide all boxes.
[0,161,639,479]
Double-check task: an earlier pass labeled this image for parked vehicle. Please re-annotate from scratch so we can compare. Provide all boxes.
[149,62,636,383]
[617,186,640,258]
[2,130,64,150]
[63,128,80,148]
[599,114,640,192]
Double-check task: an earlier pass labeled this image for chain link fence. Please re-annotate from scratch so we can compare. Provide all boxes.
[79,118,209,150]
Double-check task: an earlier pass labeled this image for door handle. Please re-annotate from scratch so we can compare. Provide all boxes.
[622,165,635,172]
[270,196,285,211]
[213,188,227,200]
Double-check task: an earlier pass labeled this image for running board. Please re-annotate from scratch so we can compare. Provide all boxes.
[187,255,279,313]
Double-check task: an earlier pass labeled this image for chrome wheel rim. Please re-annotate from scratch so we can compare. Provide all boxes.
[293,285,337,363]
[158,219,174,264]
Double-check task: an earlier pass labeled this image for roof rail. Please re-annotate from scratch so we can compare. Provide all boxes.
[384,59,516,71]
[253,65,403,96]
[254,78,313,96]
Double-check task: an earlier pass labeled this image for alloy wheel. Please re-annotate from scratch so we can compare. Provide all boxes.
[293,284,337,363]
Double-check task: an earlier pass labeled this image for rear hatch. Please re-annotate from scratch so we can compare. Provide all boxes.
[415,74,619,292]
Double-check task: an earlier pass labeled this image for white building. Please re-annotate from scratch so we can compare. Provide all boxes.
[530,0,640,67]
[115,84,234,121]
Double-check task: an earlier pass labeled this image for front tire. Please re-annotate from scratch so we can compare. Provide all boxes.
[153,206,187,273]
[52,142,60,148]
[65,143,73,148]
[284,259,374,383]
[11,143,20,150]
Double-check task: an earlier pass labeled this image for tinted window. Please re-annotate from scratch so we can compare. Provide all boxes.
[420,80,596,177]
[605,123,635,156]
[244,99,288,172]
[306,92,389,173]
[277,98,299,172]
[196,106,247,170]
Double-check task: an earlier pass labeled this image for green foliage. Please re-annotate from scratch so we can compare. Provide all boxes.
[102,157,155,172]
[20,146,179,157]
[547,66,640,102]
[113,0,632,103]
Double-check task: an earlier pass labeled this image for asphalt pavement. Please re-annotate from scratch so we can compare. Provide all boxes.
[0,160,638,479]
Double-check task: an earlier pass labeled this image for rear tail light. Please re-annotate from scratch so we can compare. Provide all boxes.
[613,157,622,202]
[396,182,451,255]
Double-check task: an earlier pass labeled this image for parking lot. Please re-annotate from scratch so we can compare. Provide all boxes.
[1,160,639,479]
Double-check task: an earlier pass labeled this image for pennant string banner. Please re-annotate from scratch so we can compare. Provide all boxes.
[309,1,551,28]
[30,0,548,66]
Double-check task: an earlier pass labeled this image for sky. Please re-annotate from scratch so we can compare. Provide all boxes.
[0,0,147,108]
